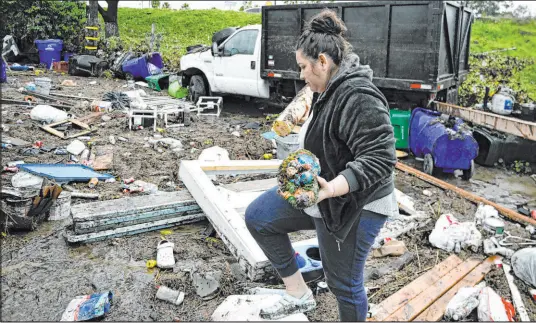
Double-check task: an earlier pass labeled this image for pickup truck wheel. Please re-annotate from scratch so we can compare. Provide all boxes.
[189,75,207,103]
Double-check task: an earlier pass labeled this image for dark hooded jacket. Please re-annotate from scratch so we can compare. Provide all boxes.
[304,53,397,243]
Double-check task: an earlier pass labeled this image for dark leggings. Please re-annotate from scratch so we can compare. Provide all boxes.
[245,187,387,321]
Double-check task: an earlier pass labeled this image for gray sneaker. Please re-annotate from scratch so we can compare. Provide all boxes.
[259,289,316,320]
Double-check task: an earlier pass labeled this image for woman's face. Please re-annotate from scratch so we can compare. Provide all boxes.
[296,49,332,93]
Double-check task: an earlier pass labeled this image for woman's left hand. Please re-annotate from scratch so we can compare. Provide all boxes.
[316,176,336,203]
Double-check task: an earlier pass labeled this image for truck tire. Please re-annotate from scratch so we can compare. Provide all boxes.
[212,27,238,46]
[189,75,207,103]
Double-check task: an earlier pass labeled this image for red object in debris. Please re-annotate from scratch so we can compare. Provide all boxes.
[531,210,536,220]
[2,166,18,173]
[530,289,536,302]
[33,141,44,148]
[123,177,135,184]
[124,187,143,194]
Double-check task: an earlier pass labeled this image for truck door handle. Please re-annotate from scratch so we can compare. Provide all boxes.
[251,61,256,69]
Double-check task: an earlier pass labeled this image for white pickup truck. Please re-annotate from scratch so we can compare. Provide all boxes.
[179,24,299,103]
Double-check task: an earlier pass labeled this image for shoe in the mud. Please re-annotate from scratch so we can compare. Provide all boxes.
[259,289,316,320]
[248,287,287,296]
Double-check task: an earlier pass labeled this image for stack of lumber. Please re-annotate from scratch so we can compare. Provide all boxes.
[369,255,501,322]
[64,191,205,243]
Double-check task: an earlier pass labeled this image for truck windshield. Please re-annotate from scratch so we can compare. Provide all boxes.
[223,30,258,56]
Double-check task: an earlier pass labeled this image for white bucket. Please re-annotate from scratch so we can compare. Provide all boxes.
[274,134,300,160]
[35,77,52,95]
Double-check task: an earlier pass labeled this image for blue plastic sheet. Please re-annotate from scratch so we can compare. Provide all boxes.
[18,164,114,183]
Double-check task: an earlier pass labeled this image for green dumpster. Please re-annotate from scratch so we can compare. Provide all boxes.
[389,109,411,149]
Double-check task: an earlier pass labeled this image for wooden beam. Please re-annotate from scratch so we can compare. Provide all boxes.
[385,258,481,321]
[396,162,536,226]
[413,255,500,321]
[371,255,463,321]
[198,160,280,175]
[179,160,273,281]
[435,102,536,141]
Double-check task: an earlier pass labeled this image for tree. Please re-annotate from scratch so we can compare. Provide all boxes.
[513,5,530,18]
[162,2,171,9]
[98,0,119,38]
[243,1,253,10]
[151,0,160,9]
[180,3,190,10]
[457,1,513,17]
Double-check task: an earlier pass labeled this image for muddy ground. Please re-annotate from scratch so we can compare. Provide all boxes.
[1,71,536,321]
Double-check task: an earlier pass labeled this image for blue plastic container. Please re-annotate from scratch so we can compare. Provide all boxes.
[35,39,63,69]
[293,243,323,282]
[122,52,163,80]
[409,108,478,179]
[63,52,74,62]
[0,59,6,83]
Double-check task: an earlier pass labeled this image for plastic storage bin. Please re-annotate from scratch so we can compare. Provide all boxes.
[409,108,478,180]
[35,39,63,69]
[274,134,300,160]
[390,109,411,149]
[122,52,163,80]
[473,126,536,166]
[0,59,6,83]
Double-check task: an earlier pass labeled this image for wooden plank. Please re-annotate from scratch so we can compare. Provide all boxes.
[198,160,280,175]
[223,178,278,192]
[372,255,463,321]
[394,188,418,215]
[414,255,500,321]
[76,112,103,125]
[1,136,31,147]
[385,258,481,321]
[396,162,536,226]
[435,102,536,141]
[179,160,272,281]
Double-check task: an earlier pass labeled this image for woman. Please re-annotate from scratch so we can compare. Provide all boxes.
[245,9,398,321]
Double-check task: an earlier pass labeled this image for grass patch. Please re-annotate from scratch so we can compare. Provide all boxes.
[113,8,261,69]
[468,18,536,103]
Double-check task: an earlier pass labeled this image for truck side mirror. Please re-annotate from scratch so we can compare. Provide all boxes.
[212,42,219,57]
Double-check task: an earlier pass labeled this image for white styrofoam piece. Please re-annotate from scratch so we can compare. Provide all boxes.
[48,191,72,221]
[211,295,309,321]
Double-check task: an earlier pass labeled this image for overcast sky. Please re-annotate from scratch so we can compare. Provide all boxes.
[100,1,536,15]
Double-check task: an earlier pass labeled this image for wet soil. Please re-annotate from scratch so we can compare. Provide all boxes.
[2,71,536,321]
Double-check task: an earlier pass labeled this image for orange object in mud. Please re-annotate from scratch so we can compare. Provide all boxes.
[24,95,37,103]
[88,177,99,188]
[53,61,69,73]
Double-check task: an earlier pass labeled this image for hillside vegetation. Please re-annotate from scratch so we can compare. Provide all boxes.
[113,8,261,68]
[113,8,535,104]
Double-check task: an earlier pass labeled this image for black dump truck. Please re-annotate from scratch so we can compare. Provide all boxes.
[180,1,473,109]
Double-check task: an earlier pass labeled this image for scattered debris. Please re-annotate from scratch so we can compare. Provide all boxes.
[444,283,484,321]
[211,295,309,321]
[365,252,415,282]
[66,140,86,155]
[156,240,175,269]
[155,286,184,306]
[503,263,531,321]
[511,248,536,288]
[477,286,516,321]
[372,239,408,258]
[193,270,222,300]
[18,164,113,182]
[30,105,69,124]
[429,214,482,253]
[60,291,113,321]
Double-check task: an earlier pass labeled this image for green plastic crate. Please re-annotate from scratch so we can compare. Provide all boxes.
[389,109,411,149]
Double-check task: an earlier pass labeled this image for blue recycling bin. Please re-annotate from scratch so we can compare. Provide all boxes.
[35,39,63,69]
[0,59,6,83]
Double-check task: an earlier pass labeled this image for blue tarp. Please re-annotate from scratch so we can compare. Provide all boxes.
[18,164,114,182]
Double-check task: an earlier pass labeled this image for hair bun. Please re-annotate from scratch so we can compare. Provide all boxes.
[309,10,347,36]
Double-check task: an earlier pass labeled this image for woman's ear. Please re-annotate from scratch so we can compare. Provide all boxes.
[318,53,327,66]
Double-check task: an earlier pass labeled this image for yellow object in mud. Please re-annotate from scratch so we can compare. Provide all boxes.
[263,153,273,160]
[146,260,157,268]
[157,128,165,133]
[160,229,173,236]
[272,120,293,137]
[396,150,409,159]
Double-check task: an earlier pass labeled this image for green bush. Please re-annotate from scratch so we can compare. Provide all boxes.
[0,0,86,52]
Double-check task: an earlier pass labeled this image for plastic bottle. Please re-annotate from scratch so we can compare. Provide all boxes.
[155,286,184,305]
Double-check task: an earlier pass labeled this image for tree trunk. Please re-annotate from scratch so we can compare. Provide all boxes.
[87,0,99,27]
[104,22,119,38]
[98,0,120,38]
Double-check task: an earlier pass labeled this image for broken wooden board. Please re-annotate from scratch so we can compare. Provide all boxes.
[65,213,205,244]
[179,160,281,281]
[414,255,500,321]
[396,162,536,226]
[435,101,536,141]
[211,295,309,321]
[1,136,31,147]
[76,112,104,125]
[371,254,464,321]
[40,119,93,139]
[385,258,481,321]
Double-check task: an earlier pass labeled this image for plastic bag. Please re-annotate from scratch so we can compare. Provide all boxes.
[429,214,482,253]
[477,287,515,321]
[60,291,113,321]
[511,248,536,288]
[30,105,69,124]
[474,204,499,225]
[444,284,484,321]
